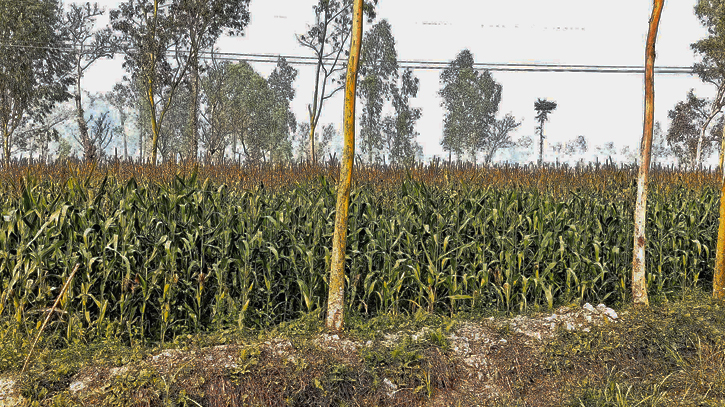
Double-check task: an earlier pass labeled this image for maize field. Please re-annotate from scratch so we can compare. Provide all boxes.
[0,160,720,343]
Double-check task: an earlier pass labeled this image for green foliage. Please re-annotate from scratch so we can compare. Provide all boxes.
[565,370,669,407]
[360,325,456,401]
[692,0,725,87]
[534,98,558,124]
[0,162,720,345]
[546,290,725,406]
[296,0,378,164]
[64,2,119,163]
[229,62,293,163]
[56,139,74,161]
[267,57,299,163]
[0,0,73,164]
[439,49,503,162]
[110,0,250,164]
[384,68,423,166]
[666,89,719,168]
[359,19,399,164]
[197,60,297,164]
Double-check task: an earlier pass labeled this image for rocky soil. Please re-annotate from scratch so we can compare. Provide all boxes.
[0,303,619,406]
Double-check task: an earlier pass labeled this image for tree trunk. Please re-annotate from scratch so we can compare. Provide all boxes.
[538,124,544,167]
[149,0,160,165]
[719,123,725,182]
[715,163,725,299]
[696,126,705,169]
[3,125,10,166]
[186,35,200,162]
[632,0,663,307]
[326,0,363,332]
[232,132,237,162]
[715,90,725,299]
[147,79,161,165]
[123,129,128,161]
[696,109,719,169]
[75,74,94,162]
[149,109,161,165]
[41,133,47,163]
[139,126,144,163]
[309,116,317,164]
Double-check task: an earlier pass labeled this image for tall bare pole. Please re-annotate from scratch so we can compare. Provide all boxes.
[326,0,364,331]
[632,0,664,306]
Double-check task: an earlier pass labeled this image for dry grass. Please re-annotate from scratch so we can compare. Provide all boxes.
[1,289,724,406]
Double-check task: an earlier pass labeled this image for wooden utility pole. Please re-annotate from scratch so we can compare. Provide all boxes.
[632,0,664,306]
[326,0,364,331]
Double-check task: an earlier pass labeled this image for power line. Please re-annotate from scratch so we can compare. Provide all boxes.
[189,49,694,74]
[0,41,696,74]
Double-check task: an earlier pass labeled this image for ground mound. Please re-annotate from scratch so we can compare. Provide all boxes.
[1,294,723,406]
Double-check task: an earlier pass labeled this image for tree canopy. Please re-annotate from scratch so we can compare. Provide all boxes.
[64,2,119,162]
[439,49,502,163]
[297,0,377,164]
[111,0,195,164]
[384,69,423,165]
[667,89,720,167]
[0,0,72,165]
[358,19,399,163]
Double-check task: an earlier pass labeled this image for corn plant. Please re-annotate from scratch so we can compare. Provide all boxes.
[0,161,720,343]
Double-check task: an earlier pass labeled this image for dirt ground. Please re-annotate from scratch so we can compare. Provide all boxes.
[0,302,623,406]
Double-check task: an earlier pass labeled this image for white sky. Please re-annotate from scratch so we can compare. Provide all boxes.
[85,0,712,164]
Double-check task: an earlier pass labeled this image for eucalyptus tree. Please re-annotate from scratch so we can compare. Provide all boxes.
[383,68,422,165]
[650,121,674,165]
[14,103,74,163]
[111,75,153,162]
[562,135,588,162]
[156,83,191,162]
[327,0,369,332]
[267,57,299,163]
[0,0,73,165]
[595,141,617,164]
[632,0,664,307]
[105,81,137,160]
[224,62,294,163]
[71,104,118,161]
[534,98,557,167]
[172,0,250,160]
[111,0,194,165]
[64,92,119,161]
[226,62,268,163]
[198,57,297,164]
[295,122,336,162]
[666,90,719,168]
[700,0,725,299]
[439,49,502,163]
[481,113,521,165]
[199,56,234,164]
[268,57,298,133]
[692,0,725,173]
[64,2,119,162]
[297,0,376,164]
[692,65,725,168]
[358,19,398,163]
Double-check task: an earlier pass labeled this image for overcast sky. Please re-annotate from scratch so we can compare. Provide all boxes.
[85,0,712,163]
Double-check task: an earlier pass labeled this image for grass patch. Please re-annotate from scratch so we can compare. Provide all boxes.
[544,289,725,406]
[2,291,725,406]
[0,309,460,406]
